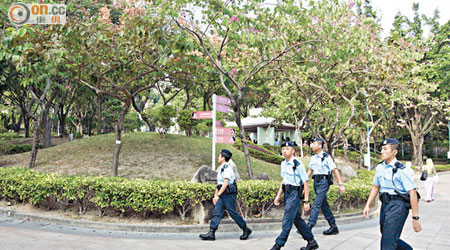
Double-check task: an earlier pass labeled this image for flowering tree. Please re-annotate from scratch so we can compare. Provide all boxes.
[167,0,317,178]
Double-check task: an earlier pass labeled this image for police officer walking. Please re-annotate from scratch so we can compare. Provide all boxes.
[270,142,319,250]
[306,138,346,235]
[199,149,252,241]
[363,138,421,250]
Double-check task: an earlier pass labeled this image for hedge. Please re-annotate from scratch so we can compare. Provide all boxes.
[0,167,374,221]
[435,164,450,172]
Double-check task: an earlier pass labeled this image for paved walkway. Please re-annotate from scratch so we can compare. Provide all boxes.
[1,172,449,250]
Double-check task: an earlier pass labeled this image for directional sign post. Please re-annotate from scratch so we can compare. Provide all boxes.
[192,94,233,170]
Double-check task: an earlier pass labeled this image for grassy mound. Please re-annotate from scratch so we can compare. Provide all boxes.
[0,132,282,181]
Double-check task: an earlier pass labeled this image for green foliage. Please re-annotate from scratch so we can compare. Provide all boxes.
[435,164,450,172]
[1,144,43,155]
[0,132,21,140]
[124,111,143,132]
[0,167,376,220]
[148,105,177,137]
[177,109,200,137]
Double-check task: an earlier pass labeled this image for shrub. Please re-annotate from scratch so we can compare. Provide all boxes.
[0,168,375,221]
[3,144,43,155]
[233,139,284,164]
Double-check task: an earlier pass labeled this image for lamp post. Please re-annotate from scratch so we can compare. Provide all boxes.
[366,98,371,170]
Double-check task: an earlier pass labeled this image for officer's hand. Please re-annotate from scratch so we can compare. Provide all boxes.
[413,220,422,232]
[338,185,346,194]
[274,196,281,206]
[213,196,219,205]
[363,205,370,219]
[303,203,310,212]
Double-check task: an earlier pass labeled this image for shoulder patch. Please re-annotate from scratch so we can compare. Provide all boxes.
[293,159,300,167]
[394,161,405,170]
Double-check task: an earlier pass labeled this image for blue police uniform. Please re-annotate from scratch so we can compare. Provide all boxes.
[209,162,247,231]
[275,157,314,247]
[374,158,416,250]
[308,151,336,228]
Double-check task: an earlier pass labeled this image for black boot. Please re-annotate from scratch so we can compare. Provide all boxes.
[270,243,282,250]
[300,238,319,250]
[199,228,215,241]
[240,227,252,240]
[323,223,339,235]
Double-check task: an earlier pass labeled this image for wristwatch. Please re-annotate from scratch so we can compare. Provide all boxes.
[412,216,419,220]
[338,184,344,187]
[303,200,309,204]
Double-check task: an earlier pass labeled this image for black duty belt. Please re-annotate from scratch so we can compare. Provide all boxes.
[282,184,302,193]
[379,192,406,204]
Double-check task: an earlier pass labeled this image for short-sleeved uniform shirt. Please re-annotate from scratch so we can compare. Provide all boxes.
[309,151,336,175]
[373,159,416,195]
[217,163,235,185]
[281,157,309,186]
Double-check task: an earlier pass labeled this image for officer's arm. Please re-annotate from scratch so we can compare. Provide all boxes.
[364,185,380,211]
[217,178,229,197]
[332,168,344,185]
[408,189,419,217]
[306,168,313,178]
[303,181,309,202]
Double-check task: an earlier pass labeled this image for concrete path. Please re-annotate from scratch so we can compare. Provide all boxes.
[1,172,449,250]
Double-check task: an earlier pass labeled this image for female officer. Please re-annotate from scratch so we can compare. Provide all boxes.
[199,149,252,241]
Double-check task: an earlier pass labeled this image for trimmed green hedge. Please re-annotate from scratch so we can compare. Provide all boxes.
[435,164,450,172]
[3,144,43,154]
[0,168,374,221]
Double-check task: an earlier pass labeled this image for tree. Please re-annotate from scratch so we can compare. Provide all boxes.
[169,0,317,178]
[177,109,200,137]
[149,105,177,138]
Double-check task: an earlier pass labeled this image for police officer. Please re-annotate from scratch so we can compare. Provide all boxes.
[199,149,252,241]
[306,138,346,235]
[270,142,319,250]
[363,138,421,250]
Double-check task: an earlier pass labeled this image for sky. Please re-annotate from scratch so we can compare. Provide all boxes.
[369,0,450,37]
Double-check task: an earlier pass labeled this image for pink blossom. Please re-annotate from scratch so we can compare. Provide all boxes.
[40,0,44,3]
[356,21,361,26]
[229,15,239,24]
[258,29,262,33]
[66,85,71,89]
[249,27,254,32]
[338,42,343,45]
[231,68,237,76]
[424,48,429,52]
[336,82,342,87]
[297,47,301,52]
[348,1,355,9]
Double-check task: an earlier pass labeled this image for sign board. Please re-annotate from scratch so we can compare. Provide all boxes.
[217,127,236,136]
[216,104,230,113]
[216,95,231,106]
[191,111,212,119]
[217,135,236,144]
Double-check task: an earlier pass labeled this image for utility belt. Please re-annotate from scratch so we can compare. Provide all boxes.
[379,192,410,208]
[313,173,333,185]
[282,184,304,199]
[216,183,238,195]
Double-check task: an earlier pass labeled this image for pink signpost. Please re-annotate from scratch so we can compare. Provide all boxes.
[217,127,236,136]
[216,104,230,113]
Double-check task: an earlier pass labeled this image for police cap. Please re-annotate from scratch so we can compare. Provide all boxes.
[313,138,325,143]
[220,149,232,158]
[280,141,295,148]
[381,138,400,146]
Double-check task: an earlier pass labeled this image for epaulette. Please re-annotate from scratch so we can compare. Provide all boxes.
[221,164,229,172]
[394,161,405,170]
[293,159,300,167]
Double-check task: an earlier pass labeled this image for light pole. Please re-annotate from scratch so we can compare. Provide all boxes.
[366,98,371,170]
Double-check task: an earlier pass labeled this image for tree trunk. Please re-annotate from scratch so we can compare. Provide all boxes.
[28,114,44,168]
[24,116,30,138]
[359,130,365,169]
[235,106,253,179]
[411,135,424,169]
[97,95,103,135]
[343,136,349,161]
[111,101,131,177]
[43,114,52,148]
[14,113,22,134]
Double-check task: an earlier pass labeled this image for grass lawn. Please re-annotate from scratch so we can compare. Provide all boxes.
[0,132,283,181]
